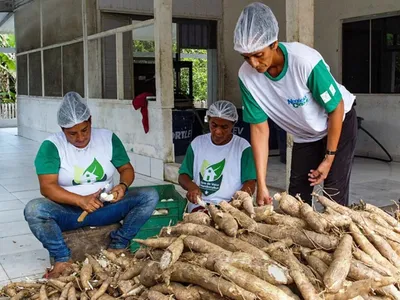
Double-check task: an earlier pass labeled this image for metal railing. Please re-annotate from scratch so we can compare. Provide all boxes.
[0,102,17,119]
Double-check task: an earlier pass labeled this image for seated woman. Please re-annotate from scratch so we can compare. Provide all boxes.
[24,92,159,278]
[179,100,257,212]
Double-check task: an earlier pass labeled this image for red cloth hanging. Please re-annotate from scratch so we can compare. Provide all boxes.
[132,92,152,133]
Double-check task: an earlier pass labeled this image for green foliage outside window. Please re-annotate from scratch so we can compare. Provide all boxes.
[0,34,16,103]
[133,40,207,101]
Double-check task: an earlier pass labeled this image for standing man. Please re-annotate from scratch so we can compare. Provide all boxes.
[234,3,357,206]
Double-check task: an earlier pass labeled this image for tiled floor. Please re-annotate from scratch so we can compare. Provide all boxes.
[0,127,400,287]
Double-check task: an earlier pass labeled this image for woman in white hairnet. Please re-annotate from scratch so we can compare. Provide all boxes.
[178,100,257,212]
[24,92,159,278]
[234,3,357,206]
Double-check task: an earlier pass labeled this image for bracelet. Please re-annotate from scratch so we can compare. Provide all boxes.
[119,182,129,191]
[325,150,337,155]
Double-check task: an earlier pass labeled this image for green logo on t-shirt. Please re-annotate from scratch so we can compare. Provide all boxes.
[72,158,107,185]
[199,159,225,196]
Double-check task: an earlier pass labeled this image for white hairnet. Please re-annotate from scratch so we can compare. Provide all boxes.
[206,100,238,122]
[234,2,279,54]
[57,92,91,128]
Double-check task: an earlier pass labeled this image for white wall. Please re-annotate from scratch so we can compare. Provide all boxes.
[315,0,400,161]
[0,119,17,128]
[17,96,171,180]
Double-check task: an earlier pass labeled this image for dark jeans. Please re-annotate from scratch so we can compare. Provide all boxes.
[24,187,159,263]
[289,107,357,206]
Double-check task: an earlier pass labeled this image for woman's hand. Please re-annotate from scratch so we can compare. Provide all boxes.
[178,174,202,204]
[79,189,103,212]
[250,122,271,206]
[256,185,273,206]
[186,184,202,204]
[110,184,127,202]
[308,157,333,186]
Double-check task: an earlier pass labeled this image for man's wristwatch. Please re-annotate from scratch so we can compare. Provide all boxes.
[119,182,129,192]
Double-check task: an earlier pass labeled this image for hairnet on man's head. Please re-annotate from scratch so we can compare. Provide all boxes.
[206,100,238,122]
[57,92,91,128]
[234,2,279,54]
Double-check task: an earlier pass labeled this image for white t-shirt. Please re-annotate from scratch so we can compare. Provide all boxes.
[179,133,256,212]
[239,42,356,143]
[35,128,130,196]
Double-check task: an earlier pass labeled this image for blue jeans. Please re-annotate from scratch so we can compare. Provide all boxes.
[24,187,159,263]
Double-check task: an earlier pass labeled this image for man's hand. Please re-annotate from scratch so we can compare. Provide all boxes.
[309,157,333,186]
[256,185,273,206]
[78,189,103,213]
[186,184,202,204]
[110,184,127,202]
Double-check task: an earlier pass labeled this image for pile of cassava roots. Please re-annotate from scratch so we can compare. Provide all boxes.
[2,191,400,300]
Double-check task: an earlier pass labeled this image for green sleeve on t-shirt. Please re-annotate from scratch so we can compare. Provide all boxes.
[306,59,343,113]
[239,78,268,124]
[111,133,130,168]
[179,144,194,179]
[34,140,61,175]
[241,146,257,183]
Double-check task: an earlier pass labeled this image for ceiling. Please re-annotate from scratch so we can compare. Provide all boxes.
[0,0,34,34]
[133,21,177,42]
[0,0,32,12]
[0,12,13,33]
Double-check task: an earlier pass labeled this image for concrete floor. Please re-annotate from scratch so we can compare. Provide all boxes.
[0,127,399,287]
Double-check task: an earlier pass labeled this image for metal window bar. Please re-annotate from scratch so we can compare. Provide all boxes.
[16,18,155,101]
[85,19,155,100]
[369,19,372,94]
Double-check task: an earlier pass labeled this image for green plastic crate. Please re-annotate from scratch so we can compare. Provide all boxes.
[129,184,187,252]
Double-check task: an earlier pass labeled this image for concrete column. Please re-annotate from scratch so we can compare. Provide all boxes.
[116,32,124,100]
[154,0,174,109]
[207,49,218,106]
[285,0,314,190]
[82,0,89,99]
[298,0,314,47]
[39,0,44,97]
[154,0,174,163]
